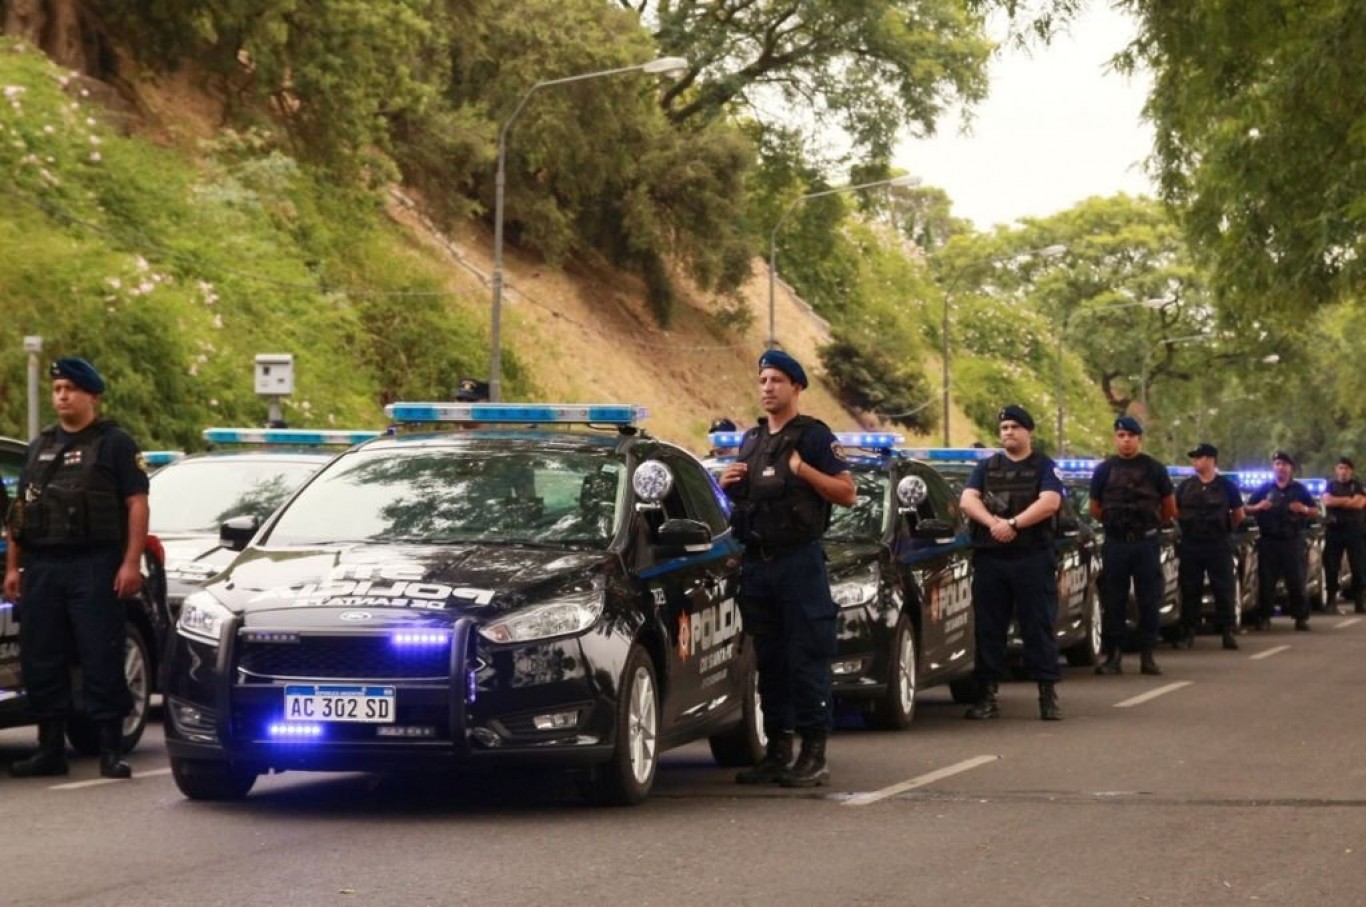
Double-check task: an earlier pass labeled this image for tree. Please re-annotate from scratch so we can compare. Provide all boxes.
[1116,0,1366,321]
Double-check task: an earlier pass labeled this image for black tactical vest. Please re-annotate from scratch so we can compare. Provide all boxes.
[16,421,125,547]
[1253,481,1307,540]
[1177,475,1233,543]
[1101,456,1162,535]
[970,451,1052,549]
[1324,479,1365,533]
[729,415,831,551]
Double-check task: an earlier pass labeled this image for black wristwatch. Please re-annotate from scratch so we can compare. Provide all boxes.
[1007,517,1019,530]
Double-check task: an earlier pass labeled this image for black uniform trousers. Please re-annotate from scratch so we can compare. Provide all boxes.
[970,546,1060,683]
[1178,539,1238,632]
[1323,529,1366,607]
[1256,536,1308,622]
[739,541,837,735]
[18,546,132,721]
[1100,536,1163,649]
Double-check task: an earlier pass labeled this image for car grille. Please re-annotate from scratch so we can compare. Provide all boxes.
[236,636,451,682]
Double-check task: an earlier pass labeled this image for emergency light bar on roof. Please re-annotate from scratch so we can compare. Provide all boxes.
[707,431,905,451]
[902,447,1001,462]
[384,402,648,426]
[143,450,186,467]
[1055,458,1100,473]
[202,428,381,446]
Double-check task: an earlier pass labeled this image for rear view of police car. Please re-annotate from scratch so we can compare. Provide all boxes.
[163,404,760,805]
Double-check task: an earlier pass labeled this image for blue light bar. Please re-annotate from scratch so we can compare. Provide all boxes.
[1056,458,1101,473]
[385,402,647,425]
[834,432,904,450]
[391,630,450,647]
[1237,471,1275,489]
[144,450,186,466]
[1167,465,1196,477]
[268,722,324,739]
[708,431,745,450]
[1303,478,1327,495]
[903,447,1001,462]
[202,428,380,446]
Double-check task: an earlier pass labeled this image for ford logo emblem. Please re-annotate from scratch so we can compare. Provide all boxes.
[339,611,372,622]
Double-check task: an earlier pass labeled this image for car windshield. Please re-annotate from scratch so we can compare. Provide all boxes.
[263,446,625,549]
[150,457,324,533]
[826,466,888,542]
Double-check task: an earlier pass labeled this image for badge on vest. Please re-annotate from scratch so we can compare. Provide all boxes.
[761,467,776,477]
[63,450,84,467]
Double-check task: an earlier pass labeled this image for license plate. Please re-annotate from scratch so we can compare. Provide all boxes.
[283,684,396,723]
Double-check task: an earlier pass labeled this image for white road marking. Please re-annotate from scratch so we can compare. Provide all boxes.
[1250,645,1291,661]
[1113,681,1192,708]
[50,766,171,791]
[842,754,999,807]
[1334,618,1362,629]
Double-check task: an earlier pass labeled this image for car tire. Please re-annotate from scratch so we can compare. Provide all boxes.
[583,645,658,806]
[866,615,917,731]
[708,652,765,766]
[171,757,258,801]
[66,622,151,756]
[1064,583,1102,667]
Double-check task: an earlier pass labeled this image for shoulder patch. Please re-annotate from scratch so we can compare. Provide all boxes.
[135,452,149,473]
[831,441,847,462]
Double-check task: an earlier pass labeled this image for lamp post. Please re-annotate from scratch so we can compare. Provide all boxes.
[488,55,688,402]
[940,243,1066,446]
[767,174,920,349]
[1055,296,1166,455]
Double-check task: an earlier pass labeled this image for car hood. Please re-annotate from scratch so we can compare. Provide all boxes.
[160,533,235,587]
[206,543,608,623]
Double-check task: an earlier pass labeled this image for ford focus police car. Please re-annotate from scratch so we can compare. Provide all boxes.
[162,404,761,805]
[151,428,380,618]
[708,433,976,729]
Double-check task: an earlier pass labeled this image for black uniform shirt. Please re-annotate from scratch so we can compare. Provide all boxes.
[17,424,150,502]
[1088,453,1173,532]
[1247,480,1316,540]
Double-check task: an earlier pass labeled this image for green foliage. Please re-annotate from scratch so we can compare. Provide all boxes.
[820,331,937,433]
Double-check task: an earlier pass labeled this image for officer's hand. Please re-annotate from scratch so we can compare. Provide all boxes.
[3,568,20,602]
[113,563,142,599]
[788,451,807,482]
[719,462,748,488]
[988,519,1016,543]
[1288,502,1307,515]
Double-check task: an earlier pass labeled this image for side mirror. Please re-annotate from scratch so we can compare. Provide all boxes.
[654,518,713,556]
[896,475,928,512]
[909,518,957,541]
[632,460,674,511]
[220,515,261,552]
[1058,515,1081,537]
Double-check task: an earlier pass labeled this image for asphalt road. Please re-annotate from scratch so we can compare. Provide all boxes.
[5,615,1366,907]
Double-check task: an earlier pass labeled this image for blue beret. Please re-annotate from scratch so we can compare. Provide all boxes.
[758,349,808,389]
[1114,415,1143,435]
[49,357,106,395]
[997,404,1034,431]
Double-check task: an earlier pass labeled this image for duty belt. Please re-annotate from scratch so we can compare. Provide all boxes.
[744,540,815,561]
[1108,529,1156,543]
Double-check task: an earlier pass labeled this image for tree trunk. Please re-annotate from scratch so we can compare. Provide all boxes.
[3,0,102,74]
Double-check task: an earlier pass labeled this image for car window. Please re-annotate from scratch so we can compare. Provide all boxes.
[657,451,730,536]
[0,439,25,501]
[826,465,888,542]
[264,446,624,549]
[150,458,325,533]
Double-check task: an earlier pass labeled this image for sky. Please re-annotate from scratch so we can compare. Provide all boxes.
[894,3,1155,230]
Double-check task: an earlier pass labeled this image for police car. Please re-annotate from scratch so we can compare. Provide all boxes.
[162,404,761,804]
[707,433,977,728]
[923,450,1103,669]
[0,434,170,757]
[151,428,380,618]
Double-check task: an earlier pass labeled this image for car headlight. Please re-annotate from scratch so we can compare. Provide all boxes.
[479,590,604,644]
[830,574,879,609]
[176,591,233,646]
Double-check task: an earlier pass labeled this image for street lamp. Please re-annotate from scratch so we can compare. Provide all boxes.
[488,55,689,402]
[767,174,921,349]
[1055,296,1166,455]
[940,243,1066,446]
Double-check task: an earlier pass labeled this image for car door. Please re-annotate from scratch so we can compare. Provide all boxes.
[0,437,27,701]
[895,461,972,684]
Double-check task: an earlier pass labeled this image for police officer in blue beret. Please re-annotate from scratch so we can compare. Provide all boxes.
[1246,451,1320,630]
[960,404,1066,720]
[5,358,149,778]
[719,349,855,787]
[1089,415,1176,675]
[1322,456,1366,614]
[1174,443,1245,650]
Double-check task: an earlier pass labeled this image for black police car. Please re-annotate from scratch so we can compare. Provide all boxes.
[708,433,977,729]
[162,404,761,805]
[151,428,379,618]
[0,434,171,756]
[925,450,1103,669]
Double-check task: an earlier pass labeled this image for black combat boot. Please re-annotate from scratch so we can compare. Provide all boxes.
[1038,682,1062,721]
[10,719,69,778]
[98,721,132,779]
[1140,647,1162,676]
[780,730,829,788]
[1096,648,1123,675]
[964,681,1000,720]
[735,731,793,785]
[1221,629,1239,650]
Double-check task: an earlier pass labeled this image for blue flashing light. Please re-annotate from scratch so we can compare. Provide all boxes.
[1056,458,1101,473]
[1237,471,1275,490]
[202,428,379,447]
[385,402,647,426]
[903,447,1001,462]
[1167,465,1196,477]
[144,450,186,467]
[1303,478,1328,495]
[834,432,904,450]
[708,431,745,450]
[268,722,324,739]
[391,630,450,647]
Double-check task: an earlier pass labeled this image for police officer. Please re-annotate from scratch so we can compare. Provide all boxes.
[454,377,490,402]
[1174,442,1245,650]
[1089,415,1175,676]
[1321,456,1366,614]
[719,350,855,788]
[5,358,149,778]
[1246,451,1320,630]
[960,404,1065,720]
